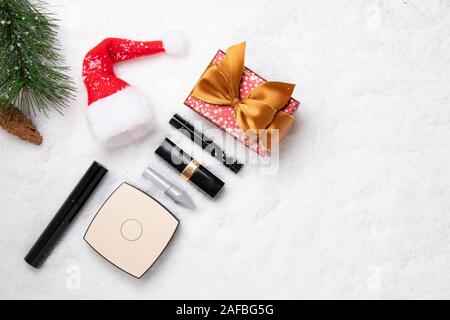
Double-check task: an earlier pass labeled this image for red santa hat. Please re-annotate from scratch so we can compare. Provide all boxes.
[82,32,187,147]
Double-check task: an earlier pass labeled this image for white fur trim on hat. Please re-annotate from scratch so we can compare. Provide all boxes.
[85,86,155,148]
[162,30,189,56]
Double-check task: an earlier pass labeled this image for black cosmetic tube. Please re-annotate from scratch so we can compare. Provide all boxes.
[169,114,243,173]
[24,161,108,268]
[155,138,225,198]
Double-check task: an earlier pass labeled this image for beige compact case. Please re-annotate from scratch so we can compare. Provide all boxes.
[84,183,179,278]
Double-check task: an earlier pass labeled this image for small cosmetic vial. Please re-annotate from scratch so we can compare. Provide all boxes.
[155,138,225,198]
[169,113,243,173]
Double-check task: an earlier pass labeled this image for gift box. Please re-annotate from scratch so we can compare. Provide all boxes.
[184,42,300,156]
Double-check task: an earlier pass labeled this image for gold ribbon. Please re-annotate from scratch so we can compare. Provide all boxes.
[190,42,296,150]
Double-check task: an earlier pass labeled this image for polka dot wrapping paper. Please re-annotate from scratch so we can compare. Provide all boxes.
[184,50,300,156]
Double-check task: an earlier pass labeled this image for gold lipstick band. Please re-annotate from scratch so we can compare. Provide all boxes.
[181,160,200,181]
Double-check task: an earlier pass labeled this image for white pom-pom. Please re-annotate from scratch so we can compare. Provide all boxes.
[162,30,189,56]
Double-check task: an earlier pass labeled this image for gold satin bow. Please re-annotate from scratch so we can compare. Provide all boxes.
[190,42,296,150]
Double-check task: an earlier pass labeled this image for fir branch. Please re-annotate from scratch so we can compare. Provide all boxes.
[0,0,75,116]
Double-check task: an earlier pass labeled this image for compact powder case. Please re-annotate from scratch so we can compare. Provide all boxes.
[84,183,179,278]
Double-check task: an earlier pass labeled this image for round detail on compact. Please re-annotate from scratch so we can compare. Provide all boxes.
[120,219,143,241]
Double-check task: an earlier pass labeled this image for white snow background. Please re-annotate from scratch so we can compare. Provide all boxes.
[1,0,450,299]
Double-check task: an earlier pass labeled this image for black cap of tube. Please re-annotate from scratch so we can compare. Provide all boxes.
[169,114,243,174]
[24,161,107,268]
[155,138,225,198]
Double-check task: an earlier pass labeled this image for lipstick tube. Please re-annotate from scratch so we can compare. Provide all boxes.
[169,114,243,173]
[155,138,225,198]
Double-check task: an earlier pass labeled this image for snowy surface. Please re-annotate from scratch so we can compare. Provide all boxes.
[1,0,450,299]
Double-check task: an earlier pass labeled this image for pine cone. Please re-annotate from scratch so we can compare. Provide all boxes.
[0,106,43,145]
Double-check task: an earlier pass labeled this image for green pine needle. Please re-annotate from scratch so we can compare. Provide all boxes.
[0,0,75,116]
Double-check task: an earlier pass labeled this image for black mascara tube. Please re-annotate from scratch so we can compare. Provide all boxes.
[25,161,107,268]
[169,114,243,174]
